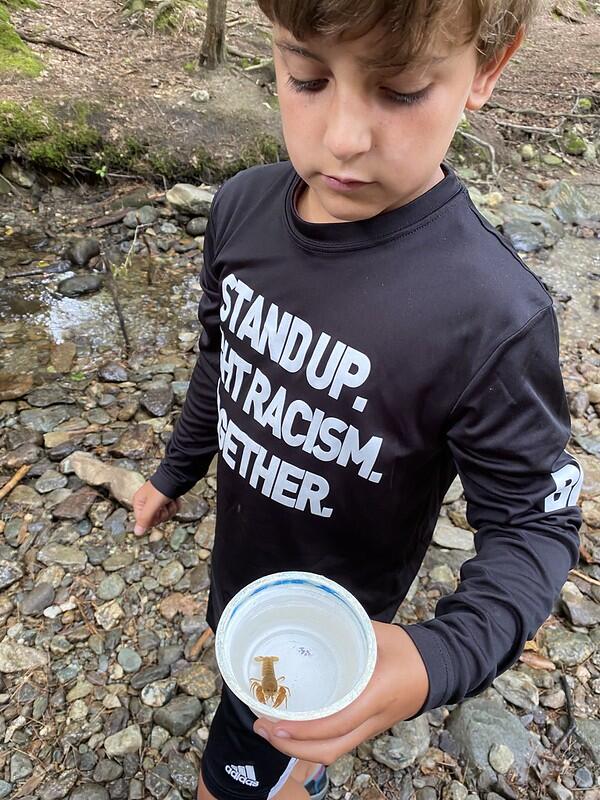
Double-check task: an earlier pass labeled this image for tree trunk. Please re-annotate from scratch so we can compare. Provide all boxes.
[200,0,227,68]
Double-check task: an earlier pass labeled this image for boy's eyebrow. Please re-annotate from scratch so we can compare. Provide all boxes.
[274,40,325,63]
[274,38,447,73]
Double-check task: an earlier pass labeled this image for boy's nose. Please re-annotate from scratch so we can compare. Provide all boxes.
[323,92,372,162]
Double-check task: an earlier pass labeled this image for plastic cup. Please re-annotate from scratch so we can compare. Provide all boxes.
[215,571,377,721]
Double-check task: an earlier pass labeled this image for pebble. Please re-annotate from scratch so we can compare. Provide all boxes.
[488,743,514,774]
[117,647,142,673]
[104,725,143,756]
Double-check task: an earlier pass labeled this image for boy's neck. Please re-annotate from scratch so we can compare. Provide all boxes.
[294,165,446,225]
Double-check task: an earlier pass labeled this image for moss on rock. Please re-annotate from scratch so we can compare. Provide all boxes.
[0,5,42,77]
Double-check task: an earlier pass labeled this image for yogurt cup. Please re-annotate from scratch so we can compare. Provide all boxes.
[215,571,377,721]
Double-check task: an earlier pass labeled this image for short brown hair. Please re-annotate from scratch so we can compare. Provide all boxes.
[256,0,538,69]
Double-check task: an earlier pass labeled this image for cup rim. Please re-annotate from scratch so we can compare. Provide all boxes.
[215,570,377,721]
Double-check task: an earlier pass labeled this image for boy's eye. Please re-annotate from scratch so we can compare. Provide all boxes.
[385,87,429,106]
[286,75,327,93]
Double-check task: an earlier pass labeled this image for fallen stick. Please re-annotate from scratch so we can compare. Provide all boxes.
[569,568,600,587]
[16,30,91,57]
[0,465,31,501]
[188,626,213,661]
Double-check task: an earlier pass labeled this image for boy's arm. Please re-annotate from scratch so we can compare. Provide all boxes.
[401,303,582,712]
[149,197,222,499]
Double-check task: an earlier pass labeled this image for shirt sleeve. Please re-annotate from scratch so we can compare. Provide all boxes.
[149,194,222,499]
[401,304,582,712]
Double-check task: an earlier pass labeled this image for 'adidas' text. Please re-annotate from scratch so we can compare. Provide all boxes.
[225,764,259,787]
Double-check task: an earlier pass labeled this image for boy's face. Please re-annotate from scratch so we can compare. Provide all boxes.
[272,23,518,224]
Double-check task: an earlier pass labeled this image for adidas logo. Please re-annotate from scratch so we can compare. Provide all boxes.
[225,764,259,787]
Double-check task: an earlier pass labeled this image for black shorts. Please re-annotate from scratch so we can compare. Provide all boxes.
[201,685,297,800]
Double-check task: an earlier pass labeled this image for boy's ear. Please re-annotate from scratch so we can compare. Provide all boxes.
[465,28,524,111]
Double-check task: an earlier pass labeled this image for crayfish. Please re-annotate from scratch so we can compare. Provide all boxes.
[249,656,290,709]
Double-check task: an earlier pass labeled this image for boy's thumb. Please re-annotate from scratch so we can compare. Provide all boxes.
[134,524,146,536]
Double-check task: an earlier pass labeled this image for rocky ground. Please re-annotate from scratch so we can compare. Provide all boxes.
[0,156,600,800]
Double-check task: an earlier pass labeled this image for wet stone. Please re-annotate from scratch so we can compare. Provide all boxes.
[20,582,55,616]
[141,384,174,417]
[0,371,33,400]
[123,205,158,228]
[35,469,68,493]
[98,362,129,382]
[20,404,74,432]
[87,407,111,424]
[67,237,101,266]
[27,385,75,408]
[58,273,104,298]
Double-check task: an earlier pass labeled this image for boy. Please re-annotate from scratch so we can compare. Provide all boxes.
[133,2,582,799]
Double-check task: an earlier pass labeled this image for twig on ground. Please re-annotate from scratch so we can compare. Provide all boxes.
[489,117,564,135]
[455,129,497,175]
[0,465,31,501]
[488,100,600,120]
[188,627,213,660]
[16,30,92,57]
[569,568,600,587]
[227,44,260,61]
[554,674,577,750]
[101,258,131,356]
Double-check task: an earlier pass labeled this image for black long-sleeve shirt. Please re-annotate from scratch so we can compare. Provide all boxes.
[151,161,582,712]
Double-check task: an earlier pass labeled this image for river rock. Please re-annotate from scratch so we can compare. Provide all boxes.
[123,205,159,228]
[141,384,174,417]
[67,238,100,266]
[488,743,514,774]
[104,724,142,756]
[0,372,33,400]
[38,544,88,571]
[58,273,104,297]
[110,424,154,458]
[328,754,355,787]
[168,751,198,792]
[95,599,124,630]
[166,184,214,215]
[38,768,78,799]
[153,695,202,735]
[0,641,47,672]
[27,385,75,407]
[50,341,77,373]
[10,752,33,782]
[20,583,55,616]
[186,217,208,236]
[447,698,543,783]
[35,469,68,493]
[176,663,217,699]
[543,627,594,666]
[432,521,474,550]
[69,785,109,800]
[492,671,539,711]
[141,678,177,707]
[19,404,73,432]
[373,716,430,770]
[576,719,600,764]
[560,581,600,627]
[502,220,546,252]
[97,573,125,600]
[98,361,129,382]
[541,180,600,224]
[60,451,144,508]
[0,560,23,590]
[52,486,98,520]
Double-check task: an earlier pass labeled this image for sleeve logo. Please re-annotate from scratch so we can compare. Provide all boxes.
[544,460,583,512]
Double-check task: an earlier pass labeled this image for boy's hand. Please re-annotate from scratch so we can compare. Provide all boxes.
[132,480,181,536]
[252,622,429,765]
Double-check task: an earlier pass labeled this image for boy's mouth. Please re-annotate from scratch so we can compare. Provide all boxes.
[321,174,371,192]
